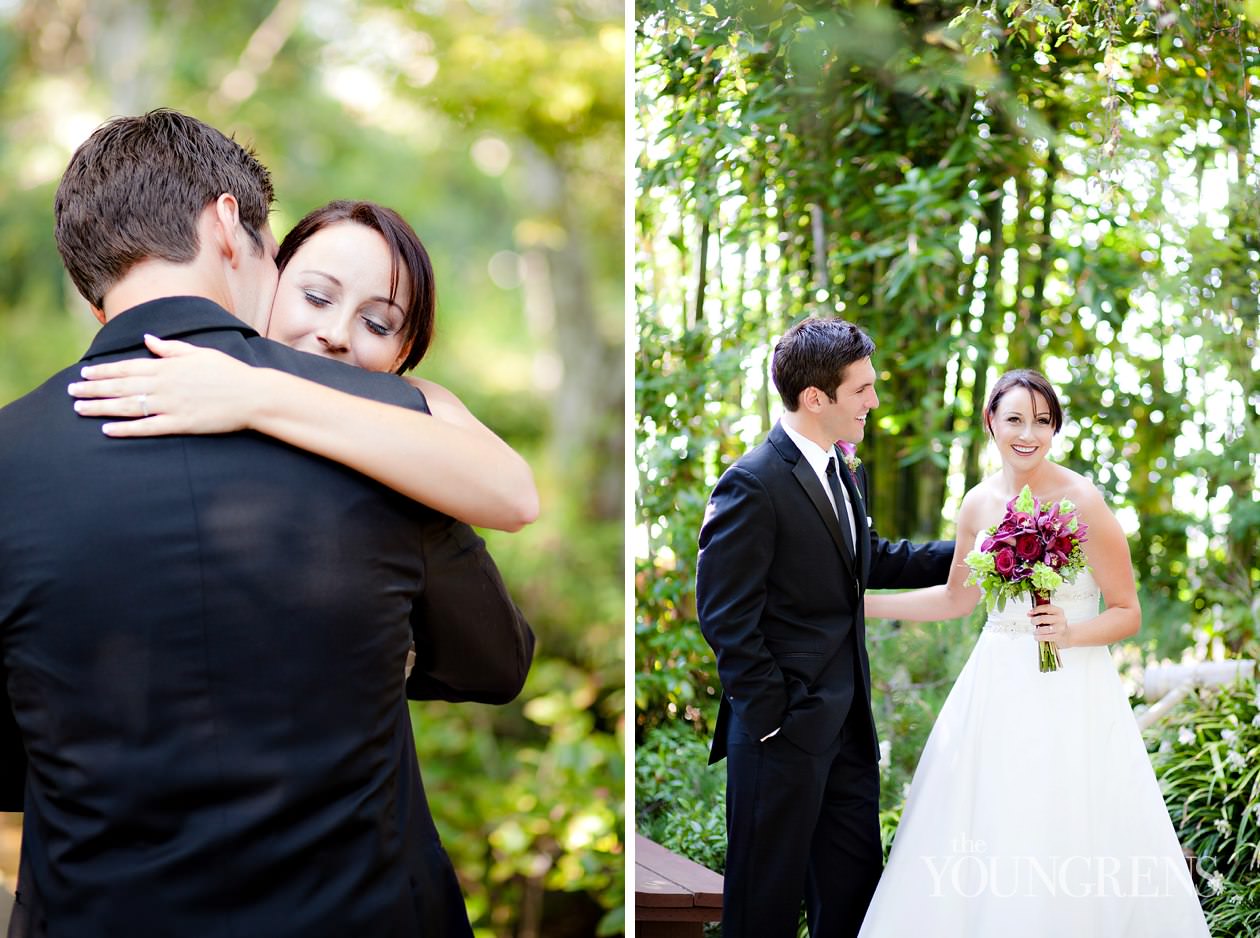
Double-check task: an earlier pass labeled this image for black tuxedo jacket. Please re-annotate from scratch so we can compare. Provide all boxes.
[697,422,953,764]
[0,297,532,938]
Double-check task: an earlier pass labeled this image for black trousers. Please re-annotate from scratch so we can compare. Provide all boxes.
[721,702,882,938]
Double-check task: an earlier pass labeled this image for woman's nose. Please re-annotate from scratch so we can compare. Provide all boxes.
[316,315,350,353]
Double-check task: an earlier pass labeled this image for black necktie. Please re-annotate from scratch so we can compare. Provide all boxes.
[825,458,855,554]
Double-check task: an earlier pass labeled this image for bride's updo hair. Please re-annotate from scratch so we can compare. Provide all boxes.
[276,200,435,375]
[983,369,1063,437]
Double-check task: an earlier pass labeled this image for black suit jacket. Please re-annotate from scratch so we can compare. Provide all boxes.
[0,297,532,938]
[696,422,953,764]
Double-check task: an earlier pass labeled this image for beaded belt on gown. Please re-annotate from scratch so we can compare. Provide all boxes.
[980,575,1101,635]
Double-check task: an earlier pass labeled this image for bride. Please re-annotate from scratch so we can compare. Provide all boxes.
[857,368,1210,936]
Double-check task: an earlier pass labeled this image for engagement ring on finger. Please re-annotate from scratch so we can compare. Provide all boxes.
[140,394,149,417]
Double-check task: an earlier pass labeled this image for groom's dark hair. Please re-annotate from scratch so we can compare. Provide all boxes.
[54,108,275,309]
[772,317,876,411]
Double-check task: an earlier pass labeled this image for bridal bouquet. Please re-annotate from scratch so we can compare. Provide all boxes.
[964,485,1089,673]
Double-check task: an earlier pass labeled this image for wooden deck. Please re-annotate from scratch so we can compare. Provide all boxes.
[635,833,723,937]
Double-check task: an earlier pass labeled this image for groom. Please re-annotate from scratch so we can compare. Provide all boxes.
[0,110,531,938]
[696,317,953,938]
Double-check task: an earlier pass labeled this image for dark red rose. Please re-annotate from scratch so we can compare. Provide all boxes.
[1015,533,1042,561]
[994,548,1016,577]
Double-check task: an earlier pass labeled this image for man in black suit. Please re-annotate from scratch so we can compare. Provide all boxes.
[696,317,954,938]
[0,110,531,938]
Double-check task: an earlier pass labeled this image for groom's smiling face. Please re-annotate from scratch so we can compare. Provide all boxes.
[821,355,879,446]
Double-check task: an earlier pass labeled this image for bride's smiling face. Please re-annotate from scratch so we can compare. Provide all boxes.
[266,221,411,374]
[989,388,1055,467]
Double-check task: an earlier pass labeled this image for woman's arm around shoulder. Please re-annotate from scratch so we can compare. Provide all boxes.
[864,486,985,622]
[250,372,540,531]
[69,335,540,531]
[402,376,540,528]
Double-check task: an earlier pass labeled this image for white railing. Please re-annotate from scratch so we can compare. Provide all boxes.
[1136,660,1256,732]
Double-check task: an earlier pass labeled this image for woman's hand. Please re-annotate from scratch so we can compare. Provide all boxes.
[68,335,259,437]
[1028,601,1071,648]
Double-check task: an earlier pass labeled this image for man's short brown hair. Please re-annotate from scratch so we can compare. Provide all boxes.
[771,317,876,411]
[54,108,274,309]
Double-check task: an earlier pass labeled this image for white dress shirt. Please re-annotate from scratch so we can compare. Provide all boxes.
[782,422,856,553]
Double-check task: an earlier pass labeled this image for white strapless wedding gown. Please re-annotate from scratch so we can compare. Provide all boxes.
[857,549,1211,937]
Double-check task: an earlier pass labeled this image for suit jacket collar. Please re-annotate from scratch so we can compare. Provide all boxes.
[770,422,858,574]
[83,296,258,361]
[767,420,798,464]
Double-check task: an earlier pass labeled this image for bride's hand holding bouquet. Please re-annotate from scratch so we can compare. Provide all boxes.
[963,484,1090,672]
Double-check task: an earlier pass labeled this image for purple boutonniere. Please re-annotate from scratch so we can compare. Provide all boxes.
[837,440,861,478]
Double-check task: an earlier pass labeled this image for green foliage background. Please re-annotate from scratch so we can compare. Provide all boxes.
[635,0,1259,930]
[1149,679,1260,933]
[0,2,624,936]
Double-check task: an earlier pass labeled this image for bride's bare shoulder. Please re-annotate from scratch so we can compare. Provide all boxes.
[965,474,1009,507]
[959,481,987,513]
[1050,469,1118,532]
[959,477,1002,529]
[1055,466,1105,508]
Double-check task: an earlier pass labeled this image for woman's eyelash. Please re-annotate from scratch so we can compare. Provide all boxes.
[301,290,394,336]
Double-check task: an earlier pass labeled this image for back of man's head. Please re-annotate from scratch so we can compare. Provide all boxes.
[54,108,274,309]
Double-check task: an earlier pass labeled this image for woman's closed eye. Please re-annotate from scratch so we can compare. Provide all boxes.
[361,315,395,337]
[303,290,332,309]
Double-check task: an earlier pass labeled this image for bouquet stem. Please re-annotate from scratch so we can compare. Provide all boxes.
[1033,590,1062,673]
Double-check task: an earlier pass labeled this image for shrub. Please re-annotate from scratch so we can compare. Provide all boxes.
[1147,677,1260,934]
[635,720,728,873]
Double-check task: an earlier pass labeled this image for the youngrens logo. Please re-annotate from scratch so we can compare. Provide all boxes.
[920,835,1202,900]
